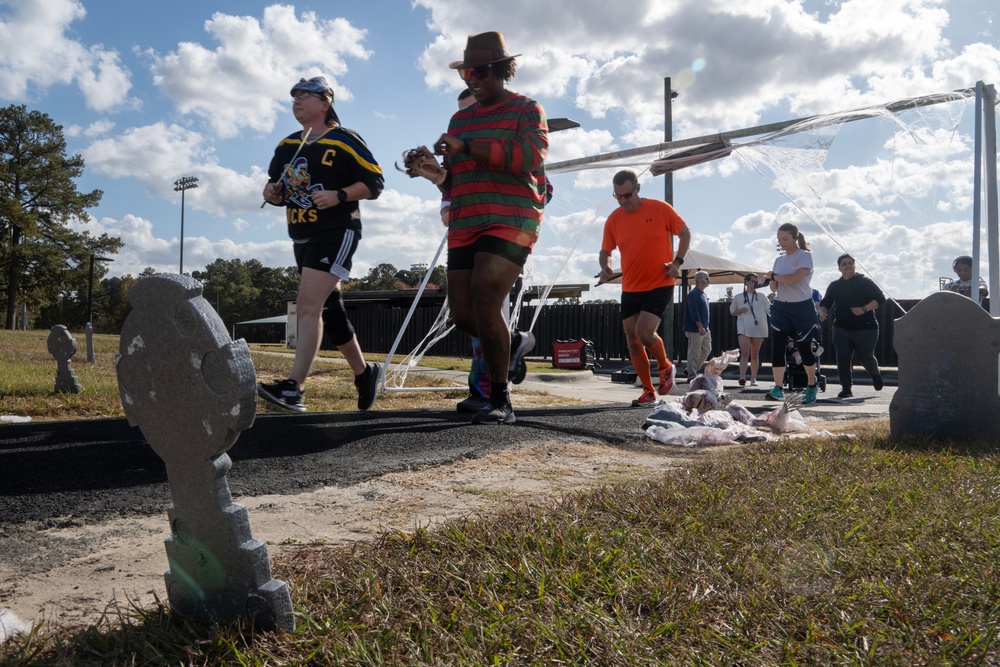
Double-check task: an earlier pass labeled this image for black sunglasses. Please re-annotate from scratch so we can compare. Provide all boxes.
[458,63,493,81]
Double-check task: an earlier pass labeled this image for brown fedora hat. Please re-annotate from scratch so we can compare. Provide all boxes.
[448,31,521,69]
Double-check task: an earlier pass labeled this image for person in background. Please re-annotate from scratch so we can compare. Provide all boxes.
[443,89,492,414]
[258,76,383,413]
[599,169,691,407]
[946,255,988,307]
[730,273,770,386]
[434,31,546,425]
[818,254,886,398]
[682,271,712,382]
[765,222,821,404]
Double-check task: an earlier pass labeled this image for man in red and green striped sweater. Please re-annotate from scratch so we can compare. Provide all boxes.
[434,31,548,425]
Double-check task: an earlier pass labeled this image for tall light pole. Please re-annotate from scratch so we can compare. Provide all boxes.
[173,176,199,274]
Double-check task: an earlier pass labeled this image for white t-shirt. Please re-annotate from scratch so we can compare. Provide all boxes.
[772,249,814,303]
[730,291,771,337]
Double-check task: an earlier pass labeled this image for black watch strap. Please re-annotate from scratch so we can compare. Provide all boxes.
[675,256,685,265]
[337,189,348,203]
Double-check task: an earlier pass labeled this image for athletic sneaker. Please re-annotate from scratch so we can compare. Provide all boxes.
[738,376,747,387]
[457,394,491,413]
[508,331,536,380]
[258,379,306,412]
[472,402,516,424]
[766,385,785,401]
[657,364,676,395]
[354,362,381,411]
[872,373,884,391]
[803,384,818,404]
[837,388,853,399]
[510,358,528,385]
[632,389,658,407]
[749,379,759,387]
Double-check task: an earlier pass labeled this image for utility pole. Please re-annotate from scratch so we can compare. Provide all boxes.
[86,255,113,362]
[664,77,680,361]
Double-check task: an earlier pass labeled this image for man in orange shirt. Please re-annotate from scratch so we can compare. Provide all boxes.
[599,169,692,407]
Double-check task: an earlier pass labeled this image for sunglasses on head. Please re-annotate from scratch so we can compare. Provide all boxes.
[458,63,493,81]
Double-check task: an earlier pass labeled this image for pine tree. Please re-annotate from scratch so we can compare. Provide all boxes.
[0,104,120,329]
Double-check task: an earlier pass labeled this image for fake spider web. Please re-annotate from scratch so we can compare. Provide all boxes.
[383,88,978,393]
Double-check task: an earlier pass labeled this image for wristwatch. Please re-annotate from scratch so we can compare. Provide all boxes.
[336,189,348,203]
[674,256,684,265]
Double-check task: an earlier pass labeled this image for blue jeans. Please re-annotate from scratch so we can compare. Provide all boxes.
[833,326,880,389]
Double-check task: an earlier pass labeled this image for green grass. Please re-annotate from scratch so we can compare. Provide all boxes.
[0,331,578,421]
[6,329,996,665]
[5,431,1000,665]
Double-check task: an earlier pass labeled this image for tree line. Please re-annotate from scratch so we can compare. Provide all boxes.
[0,102,447,335]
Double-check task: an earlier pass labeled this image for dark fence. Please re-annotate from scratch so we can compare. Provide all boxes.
[333,298,919,367]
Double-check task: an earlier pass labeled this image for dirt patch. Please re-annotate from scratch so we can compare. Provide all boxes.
[0,440,696,630]
[0,414,885,633]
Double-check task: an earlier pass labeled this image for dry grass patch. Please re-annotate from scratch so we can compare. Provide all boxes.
[7,433,999,666]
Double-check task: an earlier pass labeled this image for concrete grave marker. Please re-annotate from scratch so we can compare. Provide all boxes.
[890,290,1000,440]
[115,273,293,631]
[48,325,82,393]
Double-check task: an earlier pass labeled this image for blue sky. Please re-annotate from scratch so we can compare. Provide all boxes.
[1,0,998,301]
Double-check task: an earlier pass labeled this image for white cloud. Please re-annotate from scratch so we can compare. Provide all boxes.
[83,119,115,137]
[0,0,132,111]
[413,0,1000,144]
[148,5,372,138]
[69,213,292,277]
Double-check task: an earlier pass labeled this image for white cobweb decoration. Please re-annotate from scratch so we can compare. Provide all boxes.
[383,88,976,392]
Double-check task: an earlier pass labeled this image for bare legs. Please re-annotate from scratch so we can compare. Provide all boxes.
[289,268,365,389]
[623,311,666,391]
[447,252,523,386]
[738,334,765,381]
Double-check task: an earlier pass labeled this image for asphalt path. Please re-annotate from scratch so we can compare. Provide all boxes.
[0,404,658,529]
[1,359,894,531]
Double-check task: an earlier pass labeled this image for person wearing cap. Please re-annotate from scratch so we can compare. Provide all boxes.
[258,76,384,413]
[433,31,548,425]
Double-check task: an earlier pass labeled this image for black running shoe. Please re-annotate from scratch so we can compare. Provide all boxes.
[510,358,527,385]
[872,373,884,391]
[837,388,853,399]
[472,402,516,424]
[456,394,491,413]
[354,362,381,411]
[258,379,306,412]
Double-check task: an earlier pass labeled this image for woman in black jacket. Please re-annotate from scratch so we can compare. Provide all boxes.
[817,254,886,398]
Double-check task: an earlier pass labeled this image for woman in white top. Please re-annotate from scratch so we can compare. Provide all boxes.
[730,272,771,386]
[764,222,822,404]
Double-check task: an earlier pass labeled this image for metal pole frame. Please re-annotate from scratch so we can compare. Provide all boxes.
[982,84,999,317]
[973,83,983,312]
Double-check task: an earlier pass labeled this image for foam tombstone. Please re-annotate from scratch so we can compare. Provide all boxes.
[890,290,1000,441]
[116,274,293,631]
[48,325,82,393]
